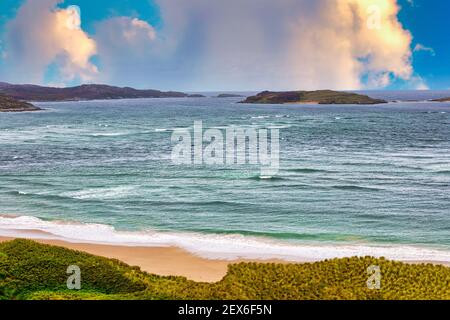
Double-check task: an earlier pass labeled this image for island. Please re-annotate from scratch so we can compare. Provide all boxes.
[240,90,387,105]
[0,82,188,102]
[217,93,244,98]
[0,94,41,112]
[431,97,450,102]
[188,94,206,98]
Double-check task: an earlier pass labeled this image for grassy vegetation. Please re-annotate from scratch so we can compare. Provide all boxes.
[0,239,449,300]
[241,90,387,105]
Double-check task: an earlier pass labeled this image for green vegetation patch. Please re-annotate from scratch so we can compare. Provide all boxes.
[0,239,449,300]
[241,90,387,105]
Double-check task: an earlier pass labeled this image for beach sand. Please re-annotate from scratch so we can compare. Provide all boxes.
[0,236,231,282]
[1,233,448,283]
[0,235,286,282]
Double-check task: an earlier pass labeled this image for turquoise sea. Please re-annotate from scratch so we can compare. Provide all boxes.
[0,92,449,261]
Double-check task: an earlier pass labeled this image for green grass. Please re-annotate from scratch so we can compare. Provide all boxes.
[242,90,387,105]
[1,239,449,300]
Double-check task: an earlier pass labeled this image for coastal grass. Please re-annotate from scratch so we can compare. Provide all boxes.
[1,239,449,300]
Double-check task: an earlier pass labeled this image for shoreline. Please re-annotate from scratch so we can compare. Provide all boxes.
[1,231,449,283]
[1,215,449,282]
[0,235,286,282]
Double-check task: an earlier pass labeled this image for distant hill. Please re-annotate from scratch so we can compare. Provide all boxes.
[0,94,41,112]
[241,90,387,105]
[0,82,188,102]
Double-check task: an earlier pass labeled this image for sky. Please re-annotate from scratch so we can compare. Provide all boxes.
[0,0,449,91]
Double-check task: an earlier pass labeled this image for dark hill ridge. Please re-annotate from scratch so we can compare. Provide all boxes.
[431,97,450,102]
[0,94,41,112]
[241,90,387,105]
[0,82,187,102]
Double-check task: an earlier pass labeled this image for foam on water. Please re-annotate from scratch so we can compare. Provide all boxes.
[61,186,138,200]
[0,215,449,262]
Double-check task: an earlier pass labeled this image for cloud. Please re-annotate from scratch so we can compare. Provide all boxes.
[132,0,412,91]
[285,0,413,90]
[0,0,97,84]
[1,0,415,90]
[96,17,156,49]
[93,17,157,85]
[408,75,429,90]
[413,43,436,56]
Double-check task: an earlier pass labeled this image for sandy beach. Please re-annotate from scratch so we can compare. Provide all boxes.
[0,236,233,282]
[0,234,290,282]
[2,233,448,284]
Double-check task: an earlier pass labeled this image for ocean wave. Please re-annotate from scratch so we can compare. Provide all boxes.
[0,215,449,262]
[5,186,139,201]
[61,186,138,200]
[248,175,286,181]
[88,132,133,137]
[286,168,331,174]
[267,125,291,129]
[5,190,76,202]
[275,115,291,118]
[331,185,381,192]
[433,170,450,175]
[251,115,270,119]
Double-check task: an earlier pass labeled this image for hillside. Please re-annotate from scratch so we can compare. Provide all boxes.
[241,90,387,105]
[1,239,449,300]
[0,94,41,112]
[0,82,187,102]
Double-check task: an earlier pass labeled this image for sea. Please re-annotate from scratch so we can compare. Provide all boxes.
[0,91,449,262]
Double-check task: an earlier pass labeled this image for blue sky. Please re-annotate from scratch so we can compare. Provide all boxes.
[0,0,161,30]
[0,0,449,91]
[396,0,450,89]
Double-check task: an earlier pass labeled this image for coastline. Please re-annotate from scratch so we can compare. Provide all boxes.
[1,215,449,283]
[0,234,284,282]
[1,224,449,283]
[2,235,448,284]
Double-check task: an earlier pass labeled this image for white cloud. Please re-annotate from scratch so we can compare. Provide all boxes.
[96,17,156,48]
[414,43,436,56]
[1,0,416,91]
[0,0,97,84]
[143,0,414,91]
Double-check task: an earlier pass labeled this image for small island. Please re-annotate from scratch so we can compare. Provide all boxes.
[431,97,450,102]
[0,94,41,112]
[188,94,206,98]
[241,90,387,105]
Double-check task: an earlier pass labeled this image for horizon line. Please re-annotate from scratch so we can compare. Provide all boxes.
[1,81,449,93]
